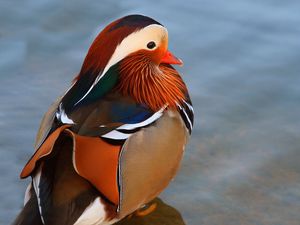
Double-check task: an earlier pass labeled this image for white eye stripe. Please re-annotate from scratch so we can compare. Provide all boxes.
[100,24,167,81]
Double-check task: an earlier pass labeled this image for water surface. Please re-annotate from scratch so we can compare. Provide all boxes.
[1,1,300,224]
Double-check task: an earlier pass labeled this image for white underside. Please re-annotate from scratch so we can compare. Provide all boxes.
[74,197,118,225]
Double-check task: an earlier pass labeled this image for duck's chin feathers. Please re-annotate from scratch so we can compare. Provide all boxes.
[115,52,188,111]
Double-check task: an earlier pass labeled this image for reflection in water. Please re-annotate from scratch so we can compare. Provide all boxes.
[116,198,185,225]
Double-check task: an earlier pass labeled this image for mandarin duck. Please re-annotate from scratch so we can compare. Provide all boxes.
[12,14,194,225]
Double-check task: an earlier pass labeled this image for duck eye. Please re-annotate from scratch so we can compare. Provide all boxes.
[147,41,156,49]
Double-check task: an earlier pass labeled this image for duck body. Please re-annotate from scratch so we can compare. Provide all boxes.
[12,15,193,225]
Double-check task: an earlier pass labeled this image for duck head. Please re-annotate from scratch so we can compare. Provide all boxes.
[68,15,186,112]
[78,15,182,79]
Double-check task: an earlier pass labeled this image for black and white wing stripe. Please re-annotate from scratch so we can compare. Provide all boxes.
[101,106,167,140]
[177,99,194,134]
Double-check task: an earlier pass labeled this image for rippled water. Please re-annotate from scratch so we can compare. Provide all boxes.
[1,1,300,224]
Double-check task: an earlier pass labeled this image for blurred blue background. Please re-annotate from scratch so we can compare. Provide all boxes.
[1,0,300,224]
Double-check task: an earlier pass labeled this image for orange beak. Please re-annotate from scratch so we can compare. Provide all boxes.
[161,50,183,66]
